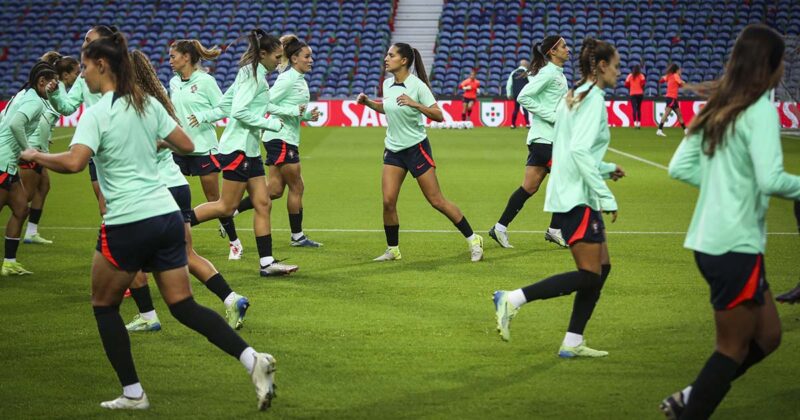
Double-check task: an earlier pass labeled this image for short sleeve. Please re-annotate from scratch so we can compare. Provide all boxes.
[150,98,179,139]
[71,109,101,154]
[417,82,436,107]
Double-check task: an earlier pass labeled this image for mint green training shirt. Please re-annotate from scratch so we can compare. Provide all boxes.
[169,70,222,155]
[71,92,179,225]
[517,62,568,145]
[544,83,618,213]
[217,64,286,157]
[669,93,800,255]
[28,100,60,153]
[48,78,101,115]
[261,67,314,146]
[0,89,45,175]
[382,74,437,152]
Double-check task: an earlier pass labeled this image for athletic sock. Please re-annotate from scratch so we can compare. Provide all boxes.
[237,196,254,214]
[289,212,302,235]
[4,237,20,260]
[563,332,583,347]
[498,187,533,227]
[168,297,248,358]
[94,305,139,387]
[219,217,238,241]
[384,224,399,247]
[507,289,527,308]
[733,340,767,380]
[521,269,600,302]
[255,235,272,262]
[204,273,234,303]
[567,264,610,335]
[454,216,474,238]
[682,352,738,419]
[24,222,38,237]
[239,346,257,373]
[129,285,155,314]
[493,222,507,233]
[122,383,144,399]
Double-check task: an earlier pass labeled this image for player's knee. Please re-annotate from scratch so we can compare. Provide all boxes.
[382,198,397,213]
[253,196,272,213]
[427,195,447,211]
[577,269,602,290]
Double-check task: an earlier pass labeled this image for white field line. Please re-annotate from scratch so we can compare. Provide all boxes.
[39,226,798,235]
[607,147,669,171]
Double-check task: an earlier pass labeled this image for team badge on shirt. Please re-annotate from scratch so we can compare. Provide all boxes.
[191,84,198,93]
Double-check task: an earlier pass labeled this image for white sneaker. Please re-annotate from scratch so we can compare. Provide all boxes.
[469,235,484,262]
[656,129,666,137]
[544,228,568,248]
[373,246,401,261]
[228,241,243,260]
[488,227,513,248]
[251,353,277,411]
[259,261,298,277]
[100,393,150,410]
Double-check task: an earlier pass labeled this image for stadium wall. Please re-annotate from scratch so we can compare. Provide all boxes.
[2,100,798,129]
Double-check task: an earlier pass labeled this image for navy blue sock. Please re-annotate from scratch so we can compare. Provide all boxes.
[384,225,399,247]
[219,217,238,241]
[94,305,139,386]
[129,285,155,313]
[204,273,233,303]
[256,235,272,260]
[28,208,43,224]
[454,216,474,238]
[4,237,20,259]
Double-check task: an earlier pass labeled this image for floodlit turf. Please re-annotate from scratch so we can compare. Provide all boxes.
[1,126,798,418]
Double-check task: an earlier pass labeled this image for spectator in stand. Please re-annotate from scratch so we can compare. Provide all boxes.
[506,59,531,129]
[459,70,480,121]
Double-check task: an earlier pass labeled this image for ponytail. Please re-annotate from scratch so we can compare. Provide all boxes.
[390,43,431,89]
[238,29,281,79]
[567,37,616,109]
[83,31,147,115]
[171,39,222,68]
[527,35,563,77]
[412,48,431,89]
[130,49,180,124]
[279,34,309,72]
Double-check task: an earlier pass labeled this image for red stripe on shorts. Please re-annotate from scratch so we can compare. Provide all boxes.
[726,254,763,310]
[0,172,8,184]
[567,207,592,245]
[209,154,221,169]
[100,224,121,269]
[222,153,245,171]
[275,142,287,165]
[418,143,436,167]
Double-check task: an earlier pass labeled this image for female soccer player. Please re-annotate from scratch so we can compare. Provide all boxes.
[124,50,250,332]
[168,39,242,259]
[656,63,686,136]
[188,29,299,277]
[0,62,57,276]
[625,64,645,129]
[489,36,570,249]
[492,37,625,359]
[661,25,799,419]
[459,69,480,121]
[357,43,484,262]
[236,34,322,247]
[47,25,116,214]
[21,52,79,244]
[21,33,277,411]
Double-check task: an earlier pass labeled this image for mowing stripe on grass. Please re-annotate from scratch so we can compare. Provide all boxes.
[607,147,669,171]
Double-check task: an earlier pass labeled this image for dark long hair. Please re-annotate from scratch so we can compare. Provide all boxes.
[129,49,179,124]
[632,64,641,77]
[40,51,79,79]
[90,25,119,38]
[23,61,57,93]
[170,39,221,68]
[238,29,281,79]
[666,63,680,75]
[391,43,431,88]
[687,24,785,157]
[82,31,147,115]
[567,37,616,109]
[527,35,562,77]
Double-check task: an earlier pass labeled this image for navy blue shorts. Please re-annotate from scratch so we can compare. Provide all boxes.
[666,97,679,110]
[217,151,265,182]
[383,138,436,178]
[89,159,98,182]
[552,205,606,246]
[526,142,552,171]
[95,211,187,272]
[0,171,19,191]
[172,153,221,176]
[168,185,192,223]
[695,251,770,311]
[264,140,300,166]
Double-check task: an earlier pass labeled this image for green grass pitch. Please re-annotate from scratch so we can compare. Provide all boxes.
[1,126,798,418]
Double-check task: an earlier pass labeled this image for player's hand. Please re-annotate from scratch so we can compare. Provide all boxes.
[309,107,320,122]
[188,114,200,128]
[603,210,618,223]
[356,93,368,105]
[19,148,37,162]
[46,80,58,94]
[610,165,626,181]
[396,94,418,108]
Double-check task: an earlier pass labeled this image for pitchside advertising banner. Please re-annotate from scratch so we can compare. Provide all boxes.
[2,99,798,129]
